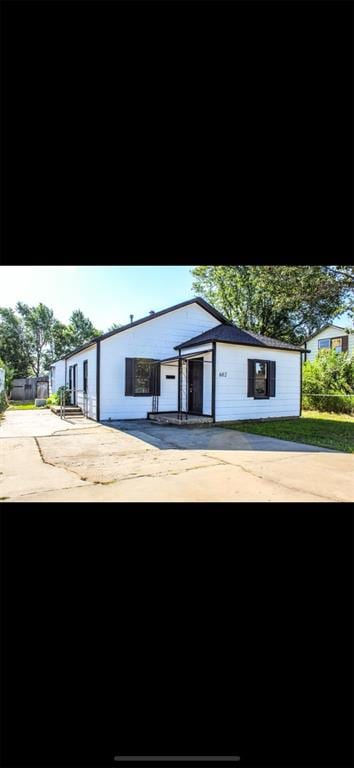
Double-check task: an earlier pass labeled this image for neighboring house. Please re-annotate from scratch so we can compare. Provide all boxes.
[304,324,353,364]
[49,297,306,423]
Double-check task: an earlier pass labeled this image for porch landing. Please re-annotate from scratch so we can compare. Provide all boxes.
[148,412,214,426]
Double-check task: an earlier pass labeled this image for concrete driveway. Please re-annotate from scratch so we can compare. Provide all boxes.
[0,411,353,502]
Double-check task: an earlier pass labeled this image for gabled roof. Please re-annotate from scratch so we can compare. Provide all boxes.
[62,297,228,361]
[174,323,307,352]
[305,324,348,342]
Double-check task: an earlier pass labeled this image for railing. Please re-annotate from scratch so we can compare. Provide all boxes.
[151,361,161,413]
[59,388,89,419]
[59,387,70,419]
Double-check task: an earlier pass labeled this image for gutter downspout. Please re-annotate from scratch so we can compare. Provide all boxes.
[299,351,303,417]
[212,341,216,423]
[178,350,182,418]
[96,341,101,422]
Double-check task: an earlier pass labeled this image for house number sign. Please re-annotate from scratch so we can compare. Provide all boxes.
[219,371,228,377]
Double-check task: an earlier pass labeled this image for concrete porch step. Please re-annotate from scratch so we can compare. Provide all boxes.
[50,405,83,416]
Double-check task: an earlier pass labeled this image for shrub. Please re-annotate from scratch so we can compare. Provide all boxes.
[303,349,354,414]
[302,393,354,414]
[56,386,71,405]
[0,358,15,397]
[47,394,59,405]
[0,391,8,413]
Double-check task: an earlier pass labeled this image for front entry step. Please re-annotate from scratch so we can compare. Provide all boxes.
[50,405,84,417]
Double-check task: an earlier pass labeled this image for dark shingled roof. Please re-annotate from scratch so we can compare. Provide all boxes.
[174,323,307,352]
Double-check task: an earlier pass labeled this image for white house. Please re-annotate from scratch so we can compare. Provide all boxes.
[304,324,353,364]
[49,297,306,423]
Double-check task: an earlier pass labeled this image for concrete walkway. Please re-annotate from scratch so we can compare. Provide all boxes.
[0,411,353,502]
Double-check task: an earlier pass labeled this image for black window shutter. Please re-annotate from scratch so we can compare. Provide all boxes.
[247,360,254,397]
[341,335,348,352]
[269,360,276,397]
[125,358,134,395]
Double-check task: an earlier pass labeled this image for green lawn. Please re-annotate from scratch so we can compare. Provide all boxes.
[8,402,47,410]
[222,410,354,453]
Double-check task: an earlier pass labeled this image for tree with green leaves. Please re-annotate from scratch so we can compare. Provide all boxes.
[0,307,32,377]
[0,303,103,377]
[16,302,56,376]
[0,356,15,398]
[107,322,122,332]
[42,320,74,372]
[191,265,354,343]
[67,310,102,350]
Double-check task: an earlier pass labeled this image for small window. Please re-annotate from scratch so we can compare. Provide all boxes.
[318,338,330,349]
[83,360,88,394]
[248,359,276,398]
[331,337,342,353]
[254,361,268,397]
[125,358,161,396]
[134,359,154,394]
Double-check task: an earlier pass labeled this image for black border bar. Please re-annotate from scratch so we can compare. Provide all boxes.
[114,758,240,763]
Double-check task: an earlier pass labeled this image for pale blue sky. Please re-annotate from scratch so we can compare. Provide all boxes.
[0,266,196,332]
[0,265,351,332]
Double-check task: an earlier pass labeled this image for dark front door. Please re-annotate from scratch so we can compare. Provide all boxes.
[69,366,73,402]
[70,365,77,405]
[188,358,203,414]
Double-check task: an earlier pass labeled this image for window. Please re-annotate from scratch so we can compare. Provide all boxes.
[247,359,276,398]
[318,336,348,353]
[135,359,154,394]
[125,358,161,396]
[83,360,88,394]
[331,337,342,354]
[254,361,268,397]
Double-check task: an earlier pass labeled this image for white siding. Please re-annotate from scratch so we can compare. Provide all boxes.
[100,303,219,420]
[306,326,353,363]
[349,334,354,356]
[50,359,66,394]
[180,344,213,357]
[215,343,301,422]
[160,362,179,411]
[66,345,97,419]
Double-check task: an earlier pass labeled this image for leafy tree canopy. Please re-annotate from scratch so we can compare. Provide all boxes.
[67,310,102,350]
[191,265,354,343]
[16,302,56,377]
[107,322,122,332]
[0,307,32,378]
[0,304,103,377]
